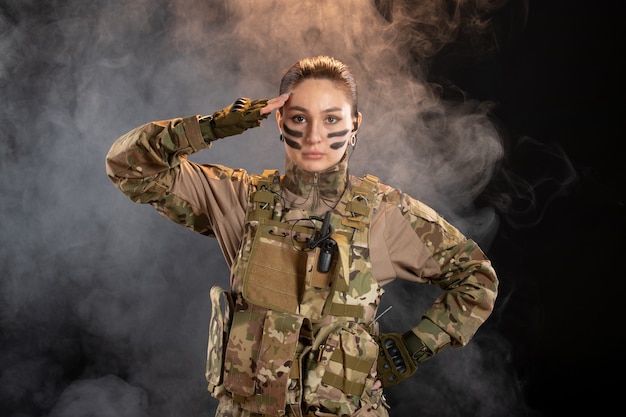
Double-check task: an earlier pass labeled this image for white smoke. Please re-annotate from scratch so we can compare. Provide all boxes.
[0,0,539,416]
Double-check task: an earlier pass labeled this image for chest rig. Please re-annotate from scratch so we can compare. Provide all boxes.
[206,170,385,416]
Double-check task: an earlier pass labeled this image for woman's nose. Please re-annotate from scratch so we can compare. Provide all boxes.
[305,122,323,144]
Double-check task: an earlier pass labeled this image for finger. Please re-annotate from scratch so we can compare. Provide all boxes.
[260,93,290,115]
[263,95,287,111]
[230,97,249,113]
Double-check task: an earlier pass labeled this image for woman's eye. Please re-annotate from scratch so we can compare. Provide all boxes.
[292,115,306,123]
[326,115,339,124]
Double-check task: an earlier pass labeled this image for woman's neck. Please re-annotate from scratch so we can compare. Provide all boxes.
[281,154,349,214]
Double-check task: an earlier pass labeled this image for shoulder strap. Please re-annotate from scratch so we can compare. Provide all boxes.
[332,174,380,299]
[246,169,281,222]
[341,174,379,231]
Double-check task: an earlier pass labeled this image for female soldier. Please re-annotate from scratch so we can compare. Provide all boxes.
[106,55,498,417]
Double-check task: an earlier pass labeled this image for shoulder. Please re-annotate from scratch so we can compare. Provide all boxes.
[359,175,466,246]
[192,163,255,185]
[248,168,282,190]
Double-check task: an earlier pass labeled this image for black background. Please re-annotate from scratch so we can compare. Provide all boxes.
[451,0,623,414]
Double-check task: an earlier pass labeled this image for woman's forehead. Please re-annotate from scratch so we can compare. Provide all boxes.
[287,79,352,112]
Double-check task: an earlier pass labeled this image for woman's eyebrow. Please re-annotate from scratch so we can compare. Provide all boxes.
[287,105,343,113]
[288,105,309,113]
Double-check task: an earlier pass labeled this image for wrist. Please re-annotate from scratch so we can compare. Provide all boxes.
[199,114,219,143]
[402,331,432,364]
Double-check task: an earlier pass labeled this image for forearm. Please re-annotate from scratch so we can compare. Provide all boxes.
[416,242,498,352]
[105,115,207,181]
[105,96,270,201]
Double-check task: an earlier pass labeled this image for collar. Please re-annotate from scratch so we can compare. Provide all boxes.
[281,153,349,213]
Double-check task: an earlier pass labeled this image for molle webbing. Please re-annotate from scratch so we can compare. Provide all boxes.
[327,301,363,318]
[246,169,281,222]
[326,173,380,321]
[323,348,374,395]
[243,171,381,322]
[341,174,378,231]
[214,171,384,414]
[302,320,380,414]
[223,306,312,416]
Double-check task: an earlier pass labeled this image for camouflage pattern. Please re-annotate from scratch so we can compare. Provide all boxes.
[378,188,498,352]
[220,304,309,416]
[105,115,498,417]
[214,394,389,417]
[206,286,234,393]
[105,116,219,238]
[212,168,387,416]
[302,320,380,416]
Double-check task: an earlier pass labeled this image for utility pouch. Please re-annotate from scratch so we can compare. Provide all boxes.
[253,310,310,416]
[223,306,310,416]
[223,303,267,398]
[303,321,379,416]
[206,286,234,397]
[242,218,337,320]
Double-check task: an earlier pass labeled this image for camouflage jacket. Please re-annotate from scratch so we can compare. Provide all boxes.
[106,114,498,358]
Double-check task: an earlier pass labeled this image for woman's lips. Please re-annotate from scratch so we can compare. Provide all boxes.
[303,152,324,159]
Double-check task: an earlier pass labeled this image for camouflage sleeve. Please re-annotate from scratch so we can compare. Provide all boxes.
[106,115,210,186]
[385,189,499,354]
[105,116,248,241]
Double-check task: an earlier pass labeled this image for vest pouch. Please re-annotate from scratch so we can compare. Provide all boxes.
[243,219,339,321]
[206,286,234,397]
[303,321,379,416]
[243,219,311,314]
[223,303,267,398]
[224,307,309,416]
[250,310,309,416]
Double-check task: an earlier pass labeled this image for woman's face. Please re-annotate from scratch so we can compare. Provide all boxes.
[276,78,360,173]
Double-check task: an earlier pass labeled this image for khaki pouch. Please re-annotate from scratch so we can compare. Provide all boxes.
[206,286,234,396]
[223,307,310,416]
[243,219,337,319]
[223,303,267,398]
[303,321,379,416]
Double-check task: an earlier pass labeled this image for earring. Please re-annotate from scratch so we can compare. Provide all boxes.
[350,134,357,146]
[279,133,284,142]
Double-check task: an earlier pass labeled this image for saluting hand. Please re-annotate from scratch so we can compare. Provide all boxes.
[261,93,290,115]
[201,94,290,140]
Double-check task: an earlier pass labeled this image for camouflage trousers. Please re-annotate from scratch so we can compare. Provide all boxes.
[213,392,390,417]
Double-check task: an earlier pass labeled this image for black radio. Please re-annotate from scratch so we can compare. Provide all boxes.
[307,211,337,273]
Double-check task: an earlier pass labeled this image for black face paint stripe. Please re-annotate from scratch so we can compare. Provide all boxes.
[329,140,347,149]
[284,136,302,149]
[283,123,303,138]
[327,129,349,138]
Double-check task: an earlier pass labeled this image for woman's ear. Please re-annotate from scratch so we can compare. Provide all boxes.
[275,110,283,131]
[353,112,362,132]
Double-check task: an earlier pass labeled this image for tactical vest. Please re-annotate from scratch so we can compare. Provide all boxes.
[206,171,385,416]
